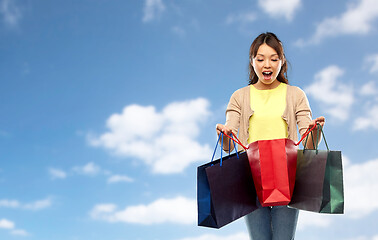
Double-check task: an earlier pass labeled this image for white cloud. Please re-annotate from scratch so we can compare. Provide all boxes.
[61,162,135,183]
[353,104,378,130]
[48,168,67,179]
[0,197,52,211]
[297,211,334,230]
[0,199,19,208]
[0,0,22,28]
[88,98,212,174]
[343,158,378,218]
[23,197,52,211]
[107,174,134,184]
[353,81,378,130]
[90,196,196,225]
[171,25,186,37]
[90,203,117,216]
[342,154,352,168]
[0,219,14,229]
[344,236,378,240]
[297,0,378,45]
[353,57,378,130]
[73,162,101,176]
[178,232,249,240]
[225,11,257,25]
[0,218,29,236]
[11,229,29,236]
[258,0,301,21]
[359,81,377,96]
[365,54,378,74]
[305,65,354,121]
[142,0,165,23]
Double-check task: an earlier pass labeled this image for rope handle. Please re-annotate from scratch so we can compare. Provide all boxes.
[294,124,317,146]
[211,132,240,166]
[221,131,248,150]
[303,123,329,151]
[221,121,323,149]
[295,123,329,151]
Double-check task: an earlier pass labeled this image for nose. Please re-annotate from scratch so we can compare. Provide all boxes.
[263,59,271,68]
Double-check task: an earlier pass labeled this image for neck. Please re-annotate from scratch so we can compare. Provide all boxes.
[254,80,281,90]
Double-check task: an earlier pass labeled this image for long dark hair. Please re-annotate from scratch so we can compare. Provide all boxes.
[248,32,289,85]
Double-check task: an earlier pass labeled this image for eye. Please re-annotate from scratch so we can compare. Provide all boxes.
[271,59,279,62]
[256,59,264,62]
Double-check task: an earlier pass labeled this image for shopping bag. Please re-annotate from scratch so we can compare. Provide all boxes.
[289,124,344,214]
[197,132,257,228]
[246,138,298,207]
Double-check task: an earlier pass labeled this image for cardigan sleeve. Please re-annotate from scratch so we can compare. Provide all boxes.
[223,89,242,152]
[295,87,312,137]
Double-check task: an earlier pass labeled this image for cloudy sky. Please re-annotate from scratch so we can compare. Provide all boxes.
[1,0,378,239]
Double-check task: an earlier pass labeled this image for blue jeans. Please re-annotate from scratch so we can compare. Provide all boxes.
[245,200,299,240]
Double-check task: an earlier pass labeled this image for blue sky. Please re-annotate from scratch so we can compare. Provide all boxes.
[1,0,378,239]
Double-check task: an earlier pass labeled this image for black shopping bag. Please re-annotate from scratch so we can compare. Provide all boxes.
[197,133,257,228]
[289,124,344,214]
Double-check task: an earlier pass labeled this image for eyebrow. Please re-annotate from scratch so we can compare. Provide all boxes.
[256,53,279,57]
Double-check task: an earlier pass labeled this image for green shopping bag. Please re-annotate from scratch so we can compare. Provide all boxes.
[289,124,344,214]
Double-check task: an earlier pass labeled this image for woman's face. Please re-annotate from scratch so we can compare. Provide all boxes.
[252,43,283,87]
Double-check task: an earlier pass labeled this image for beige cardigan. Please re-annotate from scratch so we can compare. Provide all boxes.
[223,84,312,151]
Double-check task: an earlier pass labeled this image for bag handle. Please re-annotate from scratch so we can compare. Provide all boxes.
[297,123,329,152]
[211,132,222,163]
[222,125,320,150]
[221,131,248,150]
[221,123,329,152]
[211,132,240,167]
[295,124,317,146]
[228,132,239,159]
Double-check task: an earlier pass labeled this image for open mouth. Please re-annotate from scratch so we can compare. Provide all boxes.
[262,71,273,79]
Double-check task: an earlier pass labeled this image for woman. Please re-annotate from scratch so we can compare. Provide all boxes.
[215,32,325,240]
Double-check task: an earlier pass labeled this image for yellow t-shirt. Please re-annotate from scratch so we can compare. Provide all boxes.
[248,83,288,143]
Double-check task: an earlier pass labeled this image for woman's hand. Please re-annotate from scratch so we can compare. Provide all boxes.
[216,124,232,136]
[216,124,234,151]
[304,116,325,149]
[309,116,325,129]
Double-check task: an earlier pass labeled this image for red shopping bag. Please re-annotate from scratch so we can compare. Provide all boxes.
[223,133,298,207]
[247,139,298,206]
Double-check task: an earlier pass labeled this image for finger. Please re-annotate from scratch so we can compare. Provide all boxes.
[315,117,325,127]
[316,116,325,122]
[220,127,231,136]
